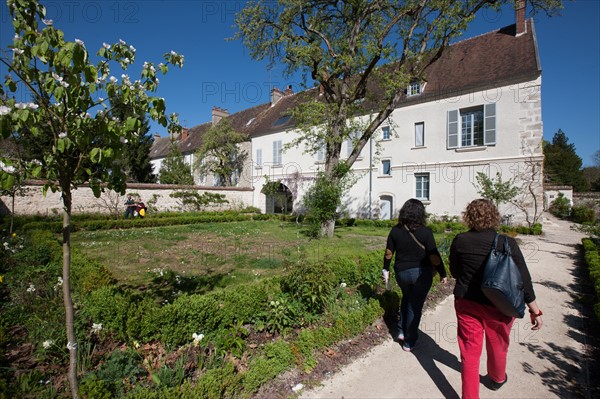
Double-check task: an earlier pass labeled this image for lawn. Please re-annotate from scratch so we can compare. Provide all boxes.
[71,220,391,288]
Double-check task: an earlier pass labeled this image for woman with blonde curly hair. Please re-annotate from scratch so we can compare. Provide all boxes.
[450,199,543,399]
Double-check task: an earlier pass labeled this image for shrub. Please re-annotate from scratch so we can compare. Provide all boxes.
[324,256,361,286]
[81,286,134,341]
[281,262,335,314]
[571,206,596,224]
[549,193,570,219]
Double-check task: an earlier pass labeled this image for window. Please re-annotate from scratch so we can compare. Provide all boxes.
[346,130,360,157]
[317,145,325,162]
[447,104,496,149]
[382,159,391,176]
[408,82,422,96]
[415,122,424,147]
[382,126,391,140]
[255,149,262,167]
[273,115,291,127]
[415,173,430,200]
[273,140,282,165]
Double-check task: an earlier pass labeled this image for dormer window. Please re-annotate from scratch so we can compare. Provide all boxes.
[407,82,423,97]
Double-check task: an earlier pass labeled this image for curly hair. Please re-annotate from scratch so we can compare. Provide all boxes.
[398,199,426,230]
[462,199,500,231]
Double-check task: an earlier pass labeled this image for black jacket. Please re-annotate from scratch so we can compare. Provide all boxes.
[384,224,447,278]
[450,229,536,306]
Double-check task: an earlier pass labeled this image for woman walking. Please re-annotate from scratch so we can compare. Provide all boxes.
[383,198,447,352]
[450,199,543,399]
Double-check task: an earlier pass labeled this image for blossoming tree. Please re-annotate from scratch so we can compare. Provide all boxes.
[0,0,183,396]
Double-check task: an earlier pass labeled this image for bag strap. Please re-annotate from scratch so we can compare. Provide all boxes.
[491,233,512,255]
[403,225,425,251]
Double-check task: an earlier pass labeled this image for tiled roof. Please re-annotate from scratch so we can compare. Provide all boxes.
[151,20,540,159]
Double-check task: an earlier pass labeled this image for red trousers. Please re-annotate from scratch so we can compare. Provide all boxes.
[455,297,514,399]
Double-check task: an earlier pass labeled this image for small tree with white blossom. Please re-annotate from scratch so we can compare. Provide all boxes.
[0,0,183,397]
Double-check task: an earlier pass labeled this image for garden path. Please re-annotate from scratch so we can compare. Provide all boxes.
[299,212,595,399]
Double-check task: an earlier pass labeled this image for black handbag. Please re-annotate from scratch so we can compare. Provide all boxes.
[481,234,526,318]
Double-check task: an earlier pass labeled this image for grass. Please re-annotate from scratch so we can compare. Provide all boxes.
[71,220,392,288]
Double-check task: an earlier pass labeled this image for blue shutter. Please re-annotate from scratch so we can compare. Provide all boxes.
[447,110,458,148]
[484,103,496,145]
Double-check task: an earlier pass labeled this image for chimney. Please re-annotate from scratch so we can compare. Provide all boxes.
[270,87,284,105]
[181,127,188,141]
[284,85,293,96]
[212,106,229,125]
[515,0,526,36]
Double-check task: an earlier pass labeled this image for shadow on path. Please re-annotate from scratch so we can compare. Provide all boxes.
[409,331,462,399]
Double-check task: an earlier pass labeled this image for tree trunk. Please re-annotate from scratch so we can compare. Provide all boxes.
[321,219,335,238]
[62,190,79,398]
[10,193,15,234]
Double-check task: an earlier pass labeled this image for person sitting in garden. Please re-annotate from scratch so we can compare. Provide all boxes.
[124,194,136,219]
[135,197,147,218]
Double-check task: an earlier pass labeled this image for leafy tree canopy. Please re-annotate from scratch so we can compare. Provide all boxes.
[194,118,248,187]
[159,142,194,185]
[543,129,588,192]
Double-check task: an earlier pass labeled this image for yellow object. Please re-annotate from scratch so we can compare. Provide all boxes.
[139,208,145,217]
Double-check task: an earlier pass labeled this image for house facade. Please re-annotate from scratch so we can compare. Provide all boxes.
[150,9,545,225]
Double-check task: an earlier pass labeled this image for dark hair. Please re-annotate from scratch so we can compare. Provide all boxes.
[462,198,501,231]
[398,199,426,230]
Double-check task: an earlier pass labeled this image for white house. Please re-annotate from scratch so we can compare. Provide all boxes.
[248,15,544,224]
[150,5,545,225]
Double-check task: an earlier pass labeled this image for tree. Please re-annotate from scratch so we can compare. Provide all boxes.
[194,118,248,186]
[0,1,183,396]
[235,0,562,237]
[582,149,600,191]
[109,96,156,183]
[158,142,194,185]
[543,129,588,191]
[474,171,519,209]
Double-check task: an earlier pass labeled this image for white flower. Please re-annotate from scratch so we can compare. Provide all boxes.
[60,81,69,88]
[129,45,136,52]
[0,105,10,115]
[26,283,36,293]
[15,103,27,109]
[53,277,63,291]
[27,103,38,110]
[43,340,54,349]
[42,19,53,25]
[66,341,77,351]
[170,50,177,56]
[58,132,67,138]
[75,38,84,46]
[119,39,126,45]
[292,383,304,393]
[14,34,19,39]
[340,282,347,288]
[109,76,117,83]
[91,323,102,333]
[103,42,111,49]
[98,97,104,102]
[12,48,24,55]
[52,72,63,82]
[123,57,130,64]
[192,332,204,346]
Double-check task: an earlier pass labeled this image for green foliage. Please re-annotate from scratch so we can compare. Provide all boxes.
[150,357,187,389]
[543,129,589,191]
[81,286,134,341]
[214,321,248,358]
[169,190,228,211]
[86,349,144,397]
[571,206,596,224]
[194,119,248,187]
[281,261,336,314]
[242,342,294,393]
[260,294,305,335]
[159,143,194,185]
[302,174,343,237]
[473,171,519,208]
[581,238,600,321]
[549,192,571,219]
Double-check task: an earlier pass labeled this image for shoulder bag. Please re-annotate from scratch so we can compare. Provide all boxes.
[481,234,526,318]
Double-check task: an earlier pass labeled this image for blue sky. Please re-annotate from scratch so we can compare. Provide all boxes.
[1,0,599,166]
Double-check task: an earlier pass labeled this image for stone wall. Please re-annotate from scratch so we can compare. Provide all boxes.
[0,181,255,216]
